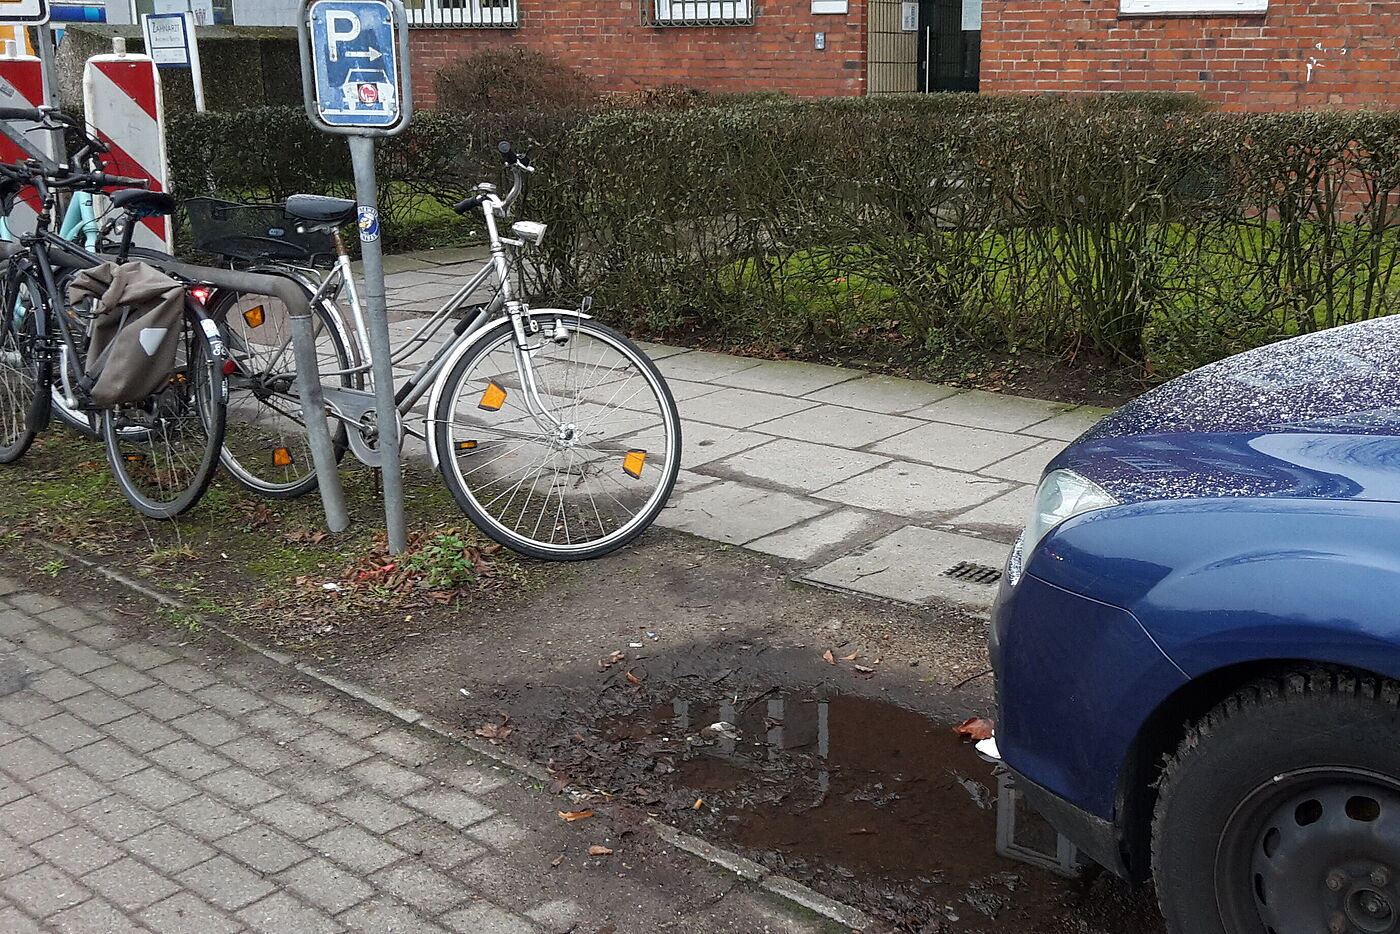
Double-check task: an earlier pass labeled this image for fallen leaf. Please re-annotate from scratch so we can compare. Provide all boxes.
[954,717,996,741]
[551,854,564,868]
[625,670,644,685]
[588,845,613,856]
[692,798,704,810]
[842,652,859,661]
[597,651,626,671]
[558,810,594,822]
[547,774,571,794]
[474,723,513,741]
[822,649,836,665]
[853,664,874,673]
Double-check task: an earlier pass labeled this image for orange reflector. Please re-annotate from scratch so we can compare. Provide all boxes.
[123,453,145,463]
[272,447,293,467]
[457,440,478,452]
[243,305,265,328]
[478,381,507,412]
[623,449,647,479]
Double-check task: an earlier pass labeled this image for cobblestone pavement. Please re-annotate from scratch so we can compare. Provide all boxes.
[379,248,1115,612]
[0,573,841,934]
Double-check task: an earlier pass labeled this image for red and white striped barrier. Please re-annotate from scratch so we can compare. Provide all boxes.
[0,51,45,237]
[83,49,172,252]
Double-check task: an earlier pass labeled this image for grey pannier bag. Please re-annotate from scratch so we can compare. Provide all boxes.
[67,261,185,407]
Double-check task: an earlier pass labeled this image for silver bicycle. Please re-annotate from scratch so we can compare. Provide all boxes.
[199,141,682,560]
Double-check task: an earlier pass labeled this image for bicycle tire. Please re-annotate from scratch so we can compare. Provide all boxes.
[432,316,681,561]
[102,304,226,518]
[207,276,355,499]
[0,270,51,463]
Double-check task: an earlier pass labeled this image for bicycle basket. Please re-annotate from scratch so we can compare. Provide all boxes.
[183,197,337,266]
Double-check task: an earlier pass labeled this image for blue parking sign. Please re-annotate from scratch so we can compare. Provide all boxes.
[306,0,401,129]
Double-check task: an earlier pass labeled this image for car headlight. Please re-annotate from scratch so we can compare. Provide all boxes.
[1009,469,1117,585]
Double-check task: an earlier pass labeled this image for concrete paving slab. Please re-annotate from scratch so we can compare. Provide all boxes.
[656,351,764,383]
[410,246,491,265]
[944,485,1035,540]
[633,340,693,361]
[373,255,436,275]
[746,508,891,562]
[977,440,1064,484]
[390,282,469,305]
[666,379,725,404]
[683,388,816,430]
[1020,406,1112,442]
[815,462,1008,519]
[911,390,1065,432]
[869,422,1041,472]
[803,375,960,414]
[804,526,1013,608]
[706,438,889,493]
[384,270,458,290]
[713,359,860,397]
[755,407,924,448]
[678,422,772,468]
[655,480,830,545]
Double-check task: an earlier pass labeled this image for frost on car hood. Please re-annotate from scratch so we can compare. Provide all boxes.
[1054,315,1400,505]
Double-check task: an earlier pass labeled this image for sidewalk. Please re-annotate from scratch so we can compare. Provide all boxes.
[381,249,1113,611]
[0,575,841,934]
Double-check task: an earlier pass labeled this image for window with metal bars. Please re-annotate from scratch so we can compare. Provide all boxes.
[405,0,518,28]
[642,0,753,27]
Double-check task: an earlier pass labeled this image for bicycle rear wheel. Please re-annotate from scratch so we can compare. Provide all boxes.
[209,279,355,499]
[432,316,681,560]
[102,305,226,518]
[0,271,51,463]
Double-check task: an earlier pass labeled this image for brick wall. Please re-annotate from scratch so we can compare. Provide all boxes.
[980,0,1400,111]
[409,1,868,107]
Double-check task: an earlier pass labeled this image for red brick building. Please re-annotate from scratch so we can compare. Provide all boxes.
[407,0,1398,111]
[406,0,984,105]
[979,0,1400,111]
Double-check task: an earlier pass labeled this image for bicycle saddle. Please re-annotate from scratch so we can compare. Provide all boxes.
[109,188,177,217]
[285,194,356,226]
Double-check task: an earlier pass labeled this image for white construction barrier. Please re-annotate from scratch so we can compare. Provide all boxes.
[83,44,172,252]
[0,49,45,236]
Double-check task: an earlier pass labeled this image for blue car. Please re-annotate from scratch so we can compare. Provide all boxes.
[988,316,1400,934]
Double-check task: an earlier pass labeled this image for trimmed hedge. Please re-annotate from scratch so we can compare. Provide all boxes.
[167,96,1400,376]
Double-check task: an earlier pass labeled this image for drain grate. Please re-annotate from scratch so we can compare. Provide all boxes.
[942,561,1003,586]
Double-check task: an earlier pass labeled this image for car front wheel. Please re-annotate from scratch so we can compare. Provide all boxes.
[1153,670,1400,934]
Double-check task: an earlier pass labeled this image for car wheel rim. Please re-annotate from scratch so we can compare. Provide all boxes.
[1218,767,1400,934]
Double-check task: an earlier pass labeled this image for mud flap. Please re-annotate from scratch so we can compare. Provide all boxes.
[995,770,1085,879]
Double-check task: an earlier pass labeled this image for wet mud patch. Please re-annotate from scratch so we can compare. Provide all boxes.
[469,641,1167,934]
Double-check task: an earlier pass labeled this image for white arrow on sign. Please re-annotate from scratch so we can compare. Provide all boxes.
[346,48,383,61]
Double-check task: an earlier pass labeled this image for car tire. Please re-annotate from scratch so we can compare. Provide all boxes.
[1152,669,1400,934]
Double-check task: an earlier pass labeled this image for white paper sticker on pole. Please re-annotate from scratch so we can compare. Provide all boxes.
[82,51,173,252]
[0,51,44,237]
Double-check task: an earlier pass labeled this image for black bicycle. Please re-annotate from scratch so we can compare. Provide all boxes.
[0,108,228,518]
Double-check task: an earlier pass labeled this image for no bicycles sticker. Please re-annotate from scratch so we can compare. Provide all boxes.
[358,206,380,242]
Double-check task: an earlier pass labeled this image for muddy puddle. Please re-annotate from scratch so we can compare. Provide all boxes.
[571,687,1163,934]
[455,632,1166,934]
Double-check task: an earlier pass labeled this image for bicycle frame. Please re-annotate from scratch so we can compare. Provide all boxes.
[238,170,587,470]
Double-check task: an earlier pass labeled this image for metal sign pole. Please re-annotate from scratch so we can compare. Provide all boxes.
[33,23,59,161]
[347,134,406,554]
[297,0,412,553]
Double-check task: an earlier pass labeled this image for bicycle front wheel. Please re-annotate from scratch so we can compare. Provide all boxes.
[432,316,681,560]
[210,280,355,499]
[102,307,226,518]
[0,271,51,463]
